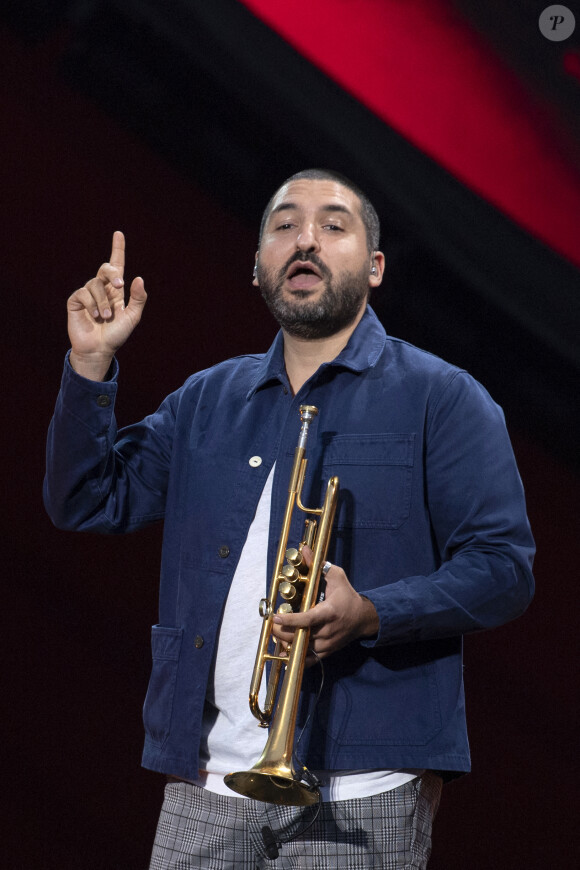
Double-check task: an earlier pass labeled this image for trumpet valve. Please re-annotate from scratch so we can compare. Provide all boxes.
[279,580,297,601]
[281,564,299,582]
[285,547,303,569]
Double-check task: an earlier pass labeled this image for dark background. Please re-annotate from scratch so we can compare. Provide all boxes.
[3,2,579,868]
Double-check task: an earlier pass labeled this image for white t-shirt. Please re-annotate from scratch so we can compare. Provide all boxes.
[196,465,420,800]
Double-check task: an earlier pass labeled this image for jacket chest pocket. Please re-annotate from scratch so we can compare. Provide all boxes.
[322,433,415,530]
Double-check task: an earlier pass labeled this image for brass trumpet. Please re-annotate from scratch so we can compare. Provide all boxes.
[224,405,339,805]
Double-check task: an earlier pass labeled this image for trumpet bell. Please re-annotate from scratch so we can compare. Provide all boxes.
[223,769,319,806]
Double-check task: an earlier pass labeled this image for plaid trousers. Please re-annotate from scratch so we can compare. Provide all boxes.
[148,772,442,869]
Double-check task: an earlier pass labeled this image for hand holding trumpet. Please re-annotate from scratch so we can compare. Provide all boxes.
[272,546,379,664]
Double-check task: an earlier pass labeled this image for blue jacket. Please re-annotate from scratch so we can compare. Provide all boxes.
[44,306,535,779]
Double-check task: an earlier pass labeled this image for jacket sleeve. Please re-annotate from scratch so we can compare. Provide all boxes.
[363,371,535,645]
[43,354,176,533]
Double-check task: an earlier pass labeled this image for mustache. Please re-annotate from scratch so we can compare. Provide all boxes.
[278,251,331,281]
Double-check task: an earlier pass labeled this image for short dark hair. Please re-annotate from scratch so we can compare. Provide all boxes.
[258,168,380,253]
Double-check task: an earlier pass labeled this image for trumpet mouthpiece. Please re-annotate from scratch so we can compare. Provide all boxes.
[297,405,318,449]
[299,405,318,424]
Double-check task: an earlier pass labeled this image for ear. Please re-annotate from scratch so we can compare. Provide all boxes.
[252,251,259,286]
[369,251,385,288]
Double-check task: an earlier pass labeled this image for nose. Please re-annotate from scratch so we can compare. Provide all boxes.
[296,222,320,253]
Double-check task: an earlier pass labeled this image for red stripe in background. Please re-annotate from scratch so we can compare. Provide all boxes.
[241,0,580,268]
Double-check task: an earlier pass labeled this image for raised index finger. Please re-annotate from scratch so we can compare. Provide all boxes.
[109,230,126,273]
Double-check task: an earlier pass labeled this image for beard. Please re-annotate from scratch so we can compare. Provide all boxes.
[257,253,370,339]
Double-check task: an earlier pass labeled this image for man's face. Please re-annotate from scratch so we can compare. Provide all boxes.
[254,179,382,339]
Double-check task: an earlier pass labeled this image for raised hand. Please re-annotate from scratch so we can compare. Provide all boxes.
[67,231,147,380]
[271,547,379,663]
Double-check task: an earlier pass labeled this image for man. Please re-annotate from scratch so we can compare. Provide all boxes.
[44,169,535,869]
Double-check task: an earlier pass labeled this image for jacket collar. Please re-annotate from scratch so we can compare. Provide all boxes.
[246,305,386,399]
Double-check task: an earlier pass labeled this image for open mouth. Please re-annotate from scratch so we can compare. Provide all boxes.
[286,261,323,289]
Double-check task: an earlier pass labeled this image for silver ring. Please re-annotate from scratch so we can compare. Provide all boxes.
[322,561,332,576]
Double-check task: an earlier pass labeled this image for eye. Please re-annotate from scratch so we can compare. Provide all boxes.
[323,224,343,232]
[276,223,295,231]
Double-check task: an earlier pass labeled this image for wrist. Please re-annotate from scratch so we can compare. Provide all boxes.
[69,349,114,382]
[358,594,380,638]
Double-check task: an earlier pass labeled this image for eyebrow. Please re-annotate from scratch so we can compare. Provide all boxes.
[269,202,353,218]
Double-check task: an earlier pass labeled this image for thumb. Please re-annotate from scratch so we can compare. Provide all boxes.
[125,276,147,320]
[128,276,147,305]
